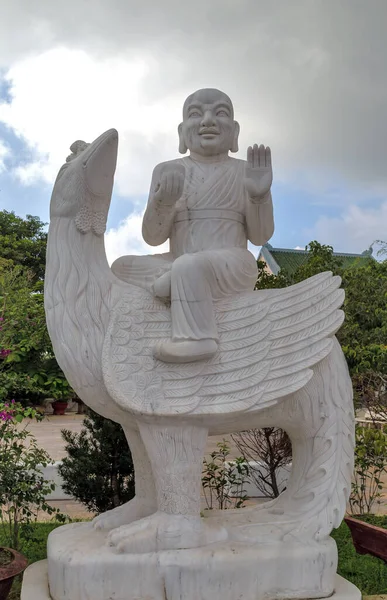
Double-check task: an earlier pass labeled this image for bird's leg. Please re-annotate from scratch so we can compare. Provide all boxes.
[93,424,157,530]
[107,422,227,553]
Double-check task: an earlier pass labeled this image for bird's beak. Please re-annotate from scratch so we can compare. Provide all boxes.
[83,128,118,198]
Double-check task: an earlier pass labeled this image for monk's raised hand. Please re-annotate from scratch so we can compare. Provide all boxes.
[244,144,273,202]
[154,164,185,206]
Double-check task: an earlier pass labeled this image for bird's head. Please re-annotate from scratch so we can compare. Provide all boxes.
[49,128,118,236]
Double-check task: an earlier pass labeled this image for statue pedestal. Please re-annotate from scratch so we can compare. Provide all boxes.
[21,522,361,600]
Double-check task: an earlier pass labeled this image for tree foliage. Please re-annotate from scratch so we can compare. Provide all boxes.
[0,400,65,550]
[202,440,250,510]
[58,410,135,514]
[257,240,387,380]
[349,426,387,515]
[0,212,72,404]
[251,241,387,500]
[0,211,47,281]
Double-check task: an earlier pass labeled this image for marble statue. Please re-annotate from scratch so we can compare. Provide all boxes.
[21,89,360,600]
[112,89,274,363]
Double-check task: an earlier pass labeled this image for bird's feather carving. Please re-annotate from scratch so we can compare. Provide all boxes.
[102,271,344,418]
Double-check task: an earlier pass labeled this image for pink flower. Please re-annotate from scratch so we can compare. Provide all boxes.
[0,411,13,422]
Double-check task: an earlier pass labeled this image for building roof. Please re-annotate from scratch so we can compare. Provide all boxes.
[258,244,373,276]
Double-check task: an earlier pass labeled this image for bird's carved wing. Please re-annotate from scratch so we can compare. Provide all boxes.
[102,272,344,417]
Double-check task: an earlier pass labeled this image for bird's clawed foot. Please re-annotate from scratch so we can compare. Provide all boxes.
[107,511,227,554]
[92,496,156,531]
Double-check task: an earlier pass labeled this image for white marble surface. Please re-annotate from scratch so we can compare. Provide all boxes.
[113,88,274,363]
[22,557,361,600]
[47,522,336,600]
[39,89,356,599]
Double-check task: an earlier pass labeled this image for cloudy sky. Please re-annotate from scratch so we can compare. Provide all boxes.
[0,0,386,262]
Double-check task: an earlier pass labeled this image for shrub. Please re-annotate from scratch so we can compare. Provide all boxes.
[0,400,65,550]
[349,426,387,515]
[58,410,135,513]
[202,440,250,509]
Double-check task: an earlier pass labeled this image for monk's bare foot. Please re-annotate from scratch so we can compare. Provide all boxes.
[154,339,218,363]
[107,512,227,554]
[152,271,171,300]
[92,497,156,531]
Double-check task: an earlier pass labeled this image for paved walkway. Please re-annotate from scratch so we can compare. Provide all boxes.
[23,413,239,520]
[22,414,238,460]
[22,413,387,519]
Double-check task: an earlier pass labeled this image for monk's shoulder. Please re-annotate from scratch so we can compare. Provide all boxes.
[153,158,184,174]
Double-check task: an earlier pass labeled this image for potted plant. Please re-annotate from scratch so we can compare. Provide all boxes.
[0,547,28,600]
[51,398,69,415]
[0,401,65,599]
[41,371,73,416]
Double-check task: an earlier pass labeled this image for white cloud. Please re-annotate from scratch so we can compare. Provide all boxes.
[0,140,10,173]
[0,48,184,196]
[105,212,169,265]
[305,202,387,254]
[0,1,387,204]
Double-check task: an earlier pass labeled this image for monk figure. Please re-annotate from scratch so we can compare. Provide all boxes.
[112,88,274,363]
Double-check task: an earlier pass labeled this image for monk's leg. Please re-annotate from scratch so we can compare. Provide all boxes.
[111,252,172,294]
[153,249,258,363]
[154,253,219,362]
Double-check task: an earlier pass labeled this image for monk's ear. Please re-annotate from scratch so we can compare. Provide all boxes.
[178,123,187,154]
[230,121,240,153]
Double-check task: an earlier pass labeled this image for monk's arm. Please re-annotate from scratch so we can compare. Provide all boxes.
[142,166,176,246]
[245,191,274,246]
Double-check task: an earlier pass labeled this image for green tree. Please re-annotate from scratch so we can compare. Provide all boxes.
[254,241,387,502]
[0,211,47,281]
[0,211,74,404]
[291,241,344,283]
[257,241,387,378]
[0,264,46,402]
[58,410,135,514]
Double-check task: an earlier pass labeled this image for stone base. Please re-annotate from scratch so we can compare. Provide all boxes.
[21,560,361,600]
[20,522,361,600]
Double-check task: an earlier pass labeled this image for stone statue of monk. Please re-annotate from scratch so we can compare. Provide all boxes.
[112,88,274,363]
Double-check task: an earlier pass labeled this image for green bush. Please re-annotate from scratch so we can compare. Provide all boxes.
[58,410,135,514]
[0,401,65,550]
[202,440,250,509]
[349,426,387,515]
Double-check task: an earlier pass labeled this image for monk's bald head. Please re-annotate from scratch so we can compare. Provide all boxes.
[179,88,239,156]
[183,88,234,120]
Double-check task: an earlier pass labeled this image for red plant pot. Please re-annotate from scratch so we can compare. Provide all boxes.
[51,400,68,416]
[0,547,28,600]
[345,516,387,563]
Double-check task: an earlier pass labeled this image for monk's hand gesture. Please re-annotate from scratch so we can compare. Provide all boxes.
[154,164,185,206]
[244,144,273,202]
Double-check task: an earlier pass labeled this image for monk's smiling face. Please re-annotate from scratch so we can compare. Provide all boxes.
[179,89,239,157]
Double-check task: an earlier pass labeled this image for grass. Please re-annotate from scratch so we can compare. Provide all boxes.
[332,517,387,595]
[0,522,63,600]
[1,518,387,599]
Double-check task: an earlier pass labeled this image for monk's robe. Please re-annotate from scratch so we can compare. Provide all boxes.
[112,156,274,343]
